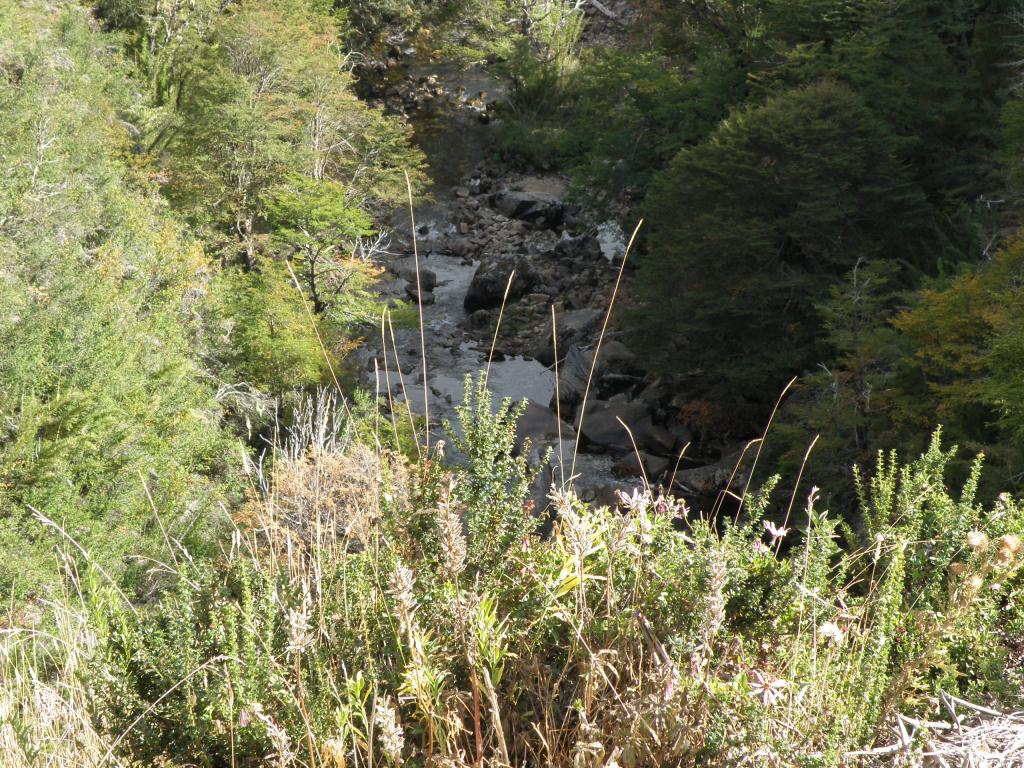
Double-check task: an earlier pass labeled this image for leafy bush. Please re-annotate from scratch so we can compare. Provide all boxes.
[0,3,236,598]
[75,382,1024,767]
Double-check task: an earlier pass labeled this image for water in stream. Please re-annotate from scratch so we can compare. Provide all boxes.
[357,57,631,501]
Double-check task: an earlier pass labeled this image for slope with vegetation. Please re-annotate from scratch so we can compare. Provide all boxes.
[496,0,1024,499]
[4,0,1024,766]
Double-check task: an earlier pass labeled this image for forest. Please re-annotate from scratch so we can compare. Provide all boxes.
[4,0,1024,765]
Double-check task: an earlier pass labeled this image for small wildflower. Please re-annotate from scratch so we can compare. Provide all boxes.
[286,580,314,657]
[435,480,466,579]
[322,736,347,768]
[749,669,789,707]
[764,520,789,544]
[818,621,844,646]
[617,487,649,513]
[374,695,405,765]
[752,540,770,556]
[391,563,418,637]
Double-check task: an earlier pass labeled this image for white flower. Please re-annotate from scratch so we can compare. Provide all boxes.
[616,487,649,513]
[818,621,844,646]
[764,520,790,543]
[749,669,789,707]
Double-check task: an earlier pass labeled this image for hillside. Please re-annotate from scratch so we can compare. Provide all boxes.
[3,1,1024,766]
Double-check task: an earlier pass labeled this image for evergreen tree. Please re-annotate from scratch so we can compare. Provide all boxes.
[634,81,934,421]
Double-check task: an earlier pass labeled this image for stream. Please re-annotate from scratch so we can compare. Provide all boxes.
[353,51,729,508]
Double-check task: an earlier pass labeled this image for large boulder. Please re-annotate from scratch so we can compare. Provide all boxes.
[489,189,565,228]
[598,339,637,374]
[613,451,670,480]
[574,399,652,453]
[515,402,574,453]
[534,307,603,366]
[404,282,435,305]
[552,235,602,263]
[464,258,538,312]
[398,265,437,292]
[550,345,591,413]
[574,398,678,456]
[674,449,750,496]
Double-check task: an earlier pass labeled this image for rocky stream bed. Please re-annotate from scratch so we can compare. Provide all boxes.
[353,45,749,510]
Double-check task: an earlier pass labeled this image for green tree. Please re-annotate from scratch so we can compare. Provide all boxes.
[0,6,235,597]
[634,81,935,420]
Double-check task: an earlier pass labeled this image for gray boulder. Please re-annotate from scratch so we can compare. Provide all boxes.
[398,265,437,292]
[535,308,603,366]
[613,452,670,480]
[489,190,565,228]
[674,449,750,496]
[574,399,651,453]
[515,402,574,453]
[550,345,591,413]
[464,258,538,312]
[598,339,637,373]
[404,282,435,305]
[552,235,602,263]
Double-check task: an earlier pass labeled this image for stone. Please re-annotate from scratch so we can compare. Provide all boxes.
[534,308,603,366]
[467,309,493,329]
[397,265,437,293]
[613,452,670,479]
[574,399,651,453]
[515,402,574,453]
[597,339,637,374]
[552,235,602,263]
[404,283,434,305]
[463,258,538,312]
[489,189,565,229]
[550,345,591,413]
[674,450,750,496]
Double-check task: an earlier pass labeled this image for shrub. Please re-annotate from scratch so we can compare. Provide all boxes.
[74,389,1024,767]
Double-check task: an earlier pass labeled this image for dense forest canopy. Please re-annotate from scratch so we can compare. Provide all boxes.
[7,0,1024,765]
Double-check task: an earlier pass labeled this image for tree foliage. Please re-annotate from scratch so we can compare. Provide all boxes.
[0,5,235,597]
[635,81,933,415]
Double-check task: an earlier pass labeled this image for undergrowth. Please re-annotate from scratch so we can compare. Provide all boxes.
[3,379,1024,767]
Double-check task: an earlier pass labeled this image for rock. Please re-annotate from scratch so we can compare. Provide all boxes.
[597,339,637,374]
[644,424,677,454]
[552,235,602,263]
[674,450,749,496]
[515,402,574,453]
[404,283,434,305]
[398,265,437,293]
[667,420,694,448]
[551,345,591,413]
[574,399,651,453]
[489,190,565,229]
[534,308,603,366]
[467,309,493,329]
[560,308,603,342]
[613,452,670,479]
[464,258,538,312]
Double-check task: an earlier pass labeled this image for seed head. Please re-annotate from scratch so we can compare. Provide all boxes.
[967,530,988,551]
